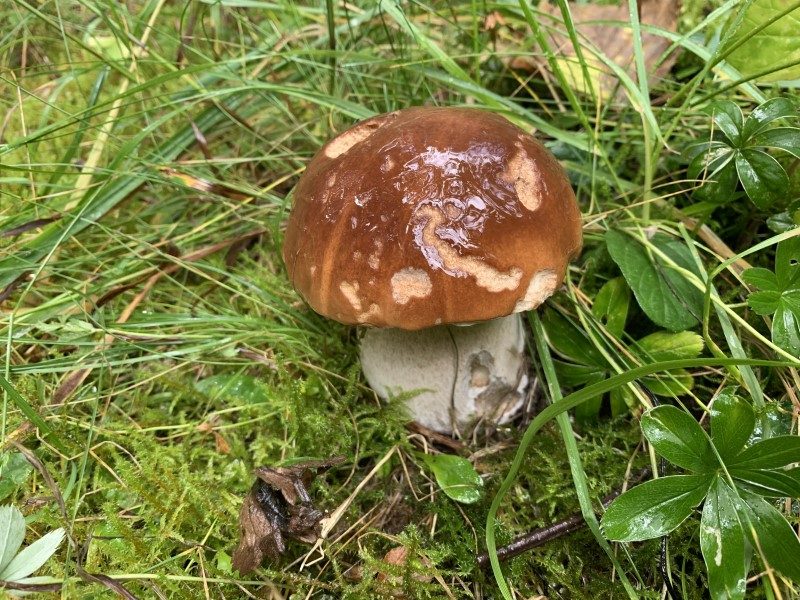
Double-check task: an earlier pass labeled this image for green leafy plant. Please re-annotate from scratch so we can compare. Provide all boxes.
[605,231,704,331]
[688,97,800,209]
[725,0,800,84]
[422,454,483,504]
[743,235,800,357]
[601,391,800,599]
[0,455,32,503]
[545,299,703,420]
[0,505,64,595]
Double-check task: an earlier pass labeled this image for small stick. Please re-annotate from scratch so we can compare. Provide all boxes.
[476,467,651,568]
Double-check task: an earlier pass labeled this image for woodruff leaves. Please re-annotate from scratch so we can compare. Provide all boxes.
[601,393,800,600]
[743,236,800,357]
[689,98,800,210]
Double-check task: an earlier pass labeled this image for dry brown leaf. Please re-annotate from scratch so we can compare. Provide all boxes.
[231,456,345,574]
[376,546,433,585]
[505,0,680,100]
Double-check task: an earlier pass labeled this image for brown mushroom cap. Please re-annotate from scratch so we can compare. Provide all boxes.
[283,106,582,330]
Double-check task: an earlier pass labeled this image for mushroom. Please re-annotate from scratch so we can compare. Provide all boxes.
[282,107,582,434]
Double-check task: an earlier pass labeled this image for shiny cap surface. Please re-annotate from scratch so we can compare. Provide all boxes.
[283,107,582,330]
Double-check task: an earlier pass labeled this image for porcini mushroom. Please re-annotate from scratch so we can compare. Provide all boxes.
[283,107,582,434]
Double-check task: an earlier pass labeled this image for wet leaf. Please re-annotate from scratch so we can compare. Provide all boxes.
[591,277,630,337]
[709,391,755,462]
[196,374,269,405]
[735,148,789,209]
[601,474,712,541]
[704,100,743,146]
[731,467,800,498]
[423,454,483,504]
[700,477,747,600]
[728,436,800,471]
[232,456,344,574]
[605,231,703,331]
[738,490,800,582]
[743,236,800,356]
[641,406,716,473]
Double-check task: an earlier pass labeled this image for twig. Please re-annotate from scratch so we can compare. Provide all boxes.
[0,580,63,593]
[476,467,652,568]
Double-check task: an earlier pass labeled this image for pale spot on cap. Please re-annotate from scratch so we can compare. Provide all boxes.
[415,205,523,292]
[391,267,433,305]
[503,143,542,212]
[357,303,381,323]
[323,114,395,159]
[514,270,558,313]
[339,281,362,311]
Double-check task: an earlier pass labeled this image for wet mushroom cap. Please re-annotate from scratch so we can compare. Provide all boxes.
[283,106,582,330]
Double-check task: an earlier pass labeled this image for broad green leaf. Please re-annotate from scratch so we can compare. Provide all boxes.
[0,528,64,581]
[742,267,779,292]
[751,127,800,159]
[740,490,800,582]
[555,361,607,387]
[687,143,734,179]
[726,1,800,83]
[422,454,483,504]
[730,436,800,470]
[574,394,604,423]
[641,370,694,397]
[704,100,743,146]
[542,309,606,367]
[641,406,716,472]
[633,332,702,396]
[767,207,800,233]
[741,98,798,140]
[735,148,789,209]
[710,391,755,461]
[746,290,782,315]
[732,467,800,498]
[605,231,703,331]
[591,277,630,337]
[743,238,800,355]
[195,374,269,405]
[0,506,26,574]
[635,331,704,362]
[609,387,633,417]
[775,235,800,289]
[701,477,747,600]
[0,454,32,502]
[694,158,739,205]
[601,474,712,542]
[774,297,800,356]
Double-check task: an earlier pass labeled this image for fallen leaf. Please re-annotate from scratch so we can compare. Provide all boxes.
[231,456,345,574]
[196,420,231,454]
[504,0,680,100]
[376,546,433,584]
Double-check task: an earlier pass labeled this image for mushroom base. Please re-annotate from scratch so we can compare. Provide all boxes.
[359,314,528,434]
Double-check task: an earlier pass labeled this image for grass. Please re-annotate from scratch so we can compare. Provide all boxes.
[1,0,799,598]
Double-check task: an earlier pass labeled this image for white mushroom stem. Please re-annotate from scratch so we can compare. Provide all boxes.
[359,314,528,434]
